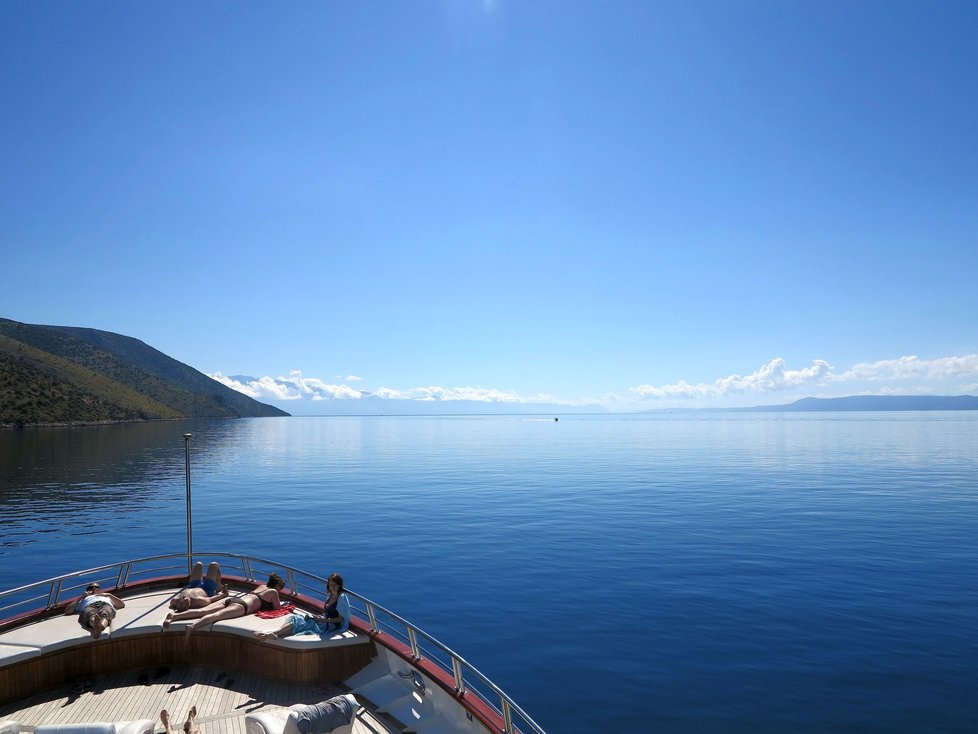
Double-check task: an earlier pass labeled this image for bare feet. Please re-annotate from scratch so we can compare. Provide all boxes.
[162,613,173,631]
[90,617,109,639]
[252,630,276,640]
[160,710,173,734]
[184,705,199,734]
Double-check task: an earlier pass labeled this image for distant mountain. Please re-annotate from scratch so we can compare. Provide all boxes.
[732,395,978,412]
[0,318,288,427]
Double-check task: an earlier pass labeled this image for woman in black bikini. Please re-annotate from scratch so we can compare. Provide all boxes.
[163,573,286,639]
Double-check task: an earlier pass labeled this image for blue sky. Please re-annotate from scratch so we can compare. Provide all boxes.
[2,2,976,413]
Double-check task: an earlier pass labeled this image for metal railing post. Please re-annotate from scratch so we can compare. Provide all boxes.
[184,434,193,575]
[48,579,63,608]
[451,656,466,695]
[407,627,421,660]
[286,570,298,595]
[501,699,514,734]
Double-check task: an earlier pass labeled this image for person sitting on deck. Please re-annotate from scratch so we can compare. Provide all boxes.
[163,572,287,638]
[169,562,228,612]
[161,706,201,734]
[253,572,350,641]
[64,582,126,639]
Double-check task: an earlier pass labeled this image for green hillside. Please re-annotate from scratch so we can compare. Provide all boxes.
[0,318,289,427]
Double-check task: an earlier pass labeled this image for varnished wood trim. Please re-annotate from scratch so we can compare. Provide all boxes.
[0,632,376,706]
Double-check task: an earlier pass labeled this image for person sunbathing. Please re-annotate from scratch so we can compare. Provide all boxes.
[64,582,126,639]
[160,706,201,734]
[169,562,228,612]
[254,572,349,640]
[163,573,286,639]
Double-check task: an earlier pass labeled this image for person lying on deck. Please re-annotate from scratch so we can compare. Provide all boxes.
[253,572,350,640]
[161,706,201,734]
[64,582,126,639]
[169,562,228,612]
[162,572,287,638]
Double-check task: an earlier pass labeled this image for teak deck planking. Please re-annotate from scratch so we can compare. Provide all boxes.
[0,666,391,734]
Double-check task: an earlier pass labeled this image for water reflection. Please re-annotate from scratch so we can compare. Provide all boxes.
[0,419,250,573]
[2,414,978,734]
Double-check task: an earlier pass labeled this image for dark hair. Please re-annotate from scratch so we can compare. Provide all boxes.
[86,583,100,592]
[267,573,285,589]
[327,572,344,594]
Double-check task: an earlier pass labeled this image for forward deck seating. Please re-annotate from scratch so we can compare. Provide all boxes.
[0,722,154,734]
[0,588,374,709]
[0,589,366,659]
[244,696,359,734]
[212,612,361,647]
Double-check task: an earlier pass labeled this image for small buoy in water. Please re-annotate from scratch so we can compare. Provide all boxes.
[554,417,559,422]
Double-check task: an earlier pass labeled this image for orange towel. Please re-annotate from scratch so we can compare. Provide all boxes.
[256,603,295,618]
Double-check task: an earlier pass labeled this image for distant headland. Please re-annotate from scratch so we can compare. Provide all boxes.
[645,395,978,413]
[1,317,288,428]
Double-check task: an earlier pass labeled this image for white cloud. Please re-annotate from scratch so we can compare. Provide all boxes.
[212,352,978,411]
[209,372,304,401]
[400,385,524,403]
[629,380,712,400]
[630,353,978,403]
[871,384,937,396]
[835,354,978,382]
[371,385,576,404]
[210,372,570,405]
[373,387,405,400]
[208,371,362,401]
[631,358,832,400]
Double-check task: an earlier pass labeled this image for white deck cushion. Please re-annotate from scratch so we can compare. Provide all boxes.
[215,613,363,648]
[34,721,154,734]
[245,708,298,734]
[244,697,357,734]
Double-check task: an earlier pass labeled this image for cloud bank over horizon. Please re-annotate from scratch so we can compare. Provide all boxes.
[630,354,978,403]
[208,370,574,407]
[208,353,978,412]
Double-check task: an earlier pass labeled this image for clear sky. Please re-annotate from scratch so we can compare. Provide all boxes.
[2,2,976,413]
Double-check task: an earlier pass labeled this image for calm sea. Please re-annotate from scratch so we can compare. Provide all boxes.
[2,413,977,733]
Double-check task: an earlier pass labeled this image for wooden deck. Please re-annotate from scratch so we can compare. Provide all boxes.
[0,665,397,734]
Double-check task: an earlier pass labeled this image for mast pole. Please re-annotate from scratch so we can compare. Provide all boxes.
[184,433,193,575]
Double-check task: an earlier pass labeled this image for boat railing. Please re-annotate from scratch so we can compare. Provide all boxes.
[0,552,545,734]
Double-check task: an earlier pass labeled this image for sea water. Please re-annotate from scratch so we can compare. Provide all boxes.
[1,413,977,733]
